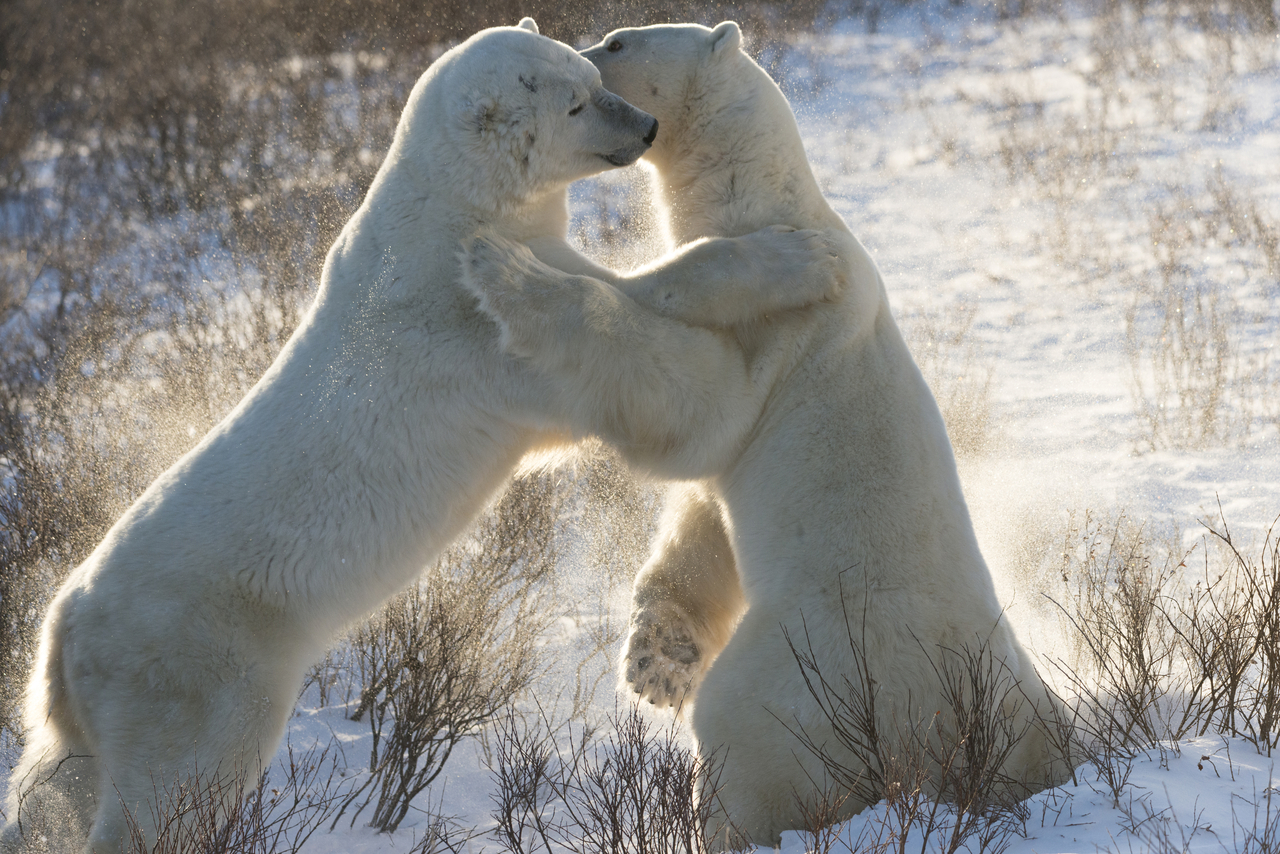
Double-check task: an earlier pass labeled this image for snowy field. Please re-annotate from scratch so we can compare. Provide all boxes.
[5,2,1280,851]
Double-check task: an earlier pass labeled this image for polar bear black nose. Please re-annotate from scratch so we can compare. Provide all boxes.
[643,119,659,145]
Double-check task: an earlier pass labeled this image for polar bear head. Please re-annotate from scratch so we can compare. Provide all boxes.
[580,22,747,162]
[383,18,658,216]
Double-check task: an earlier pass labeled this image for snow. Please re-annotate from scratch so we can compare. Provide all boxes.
[778,736,1280,854]
[6,2,1280,851]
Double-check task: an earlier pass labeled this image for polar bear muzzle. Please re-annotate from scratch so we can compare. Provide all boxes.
[593,88,658,166]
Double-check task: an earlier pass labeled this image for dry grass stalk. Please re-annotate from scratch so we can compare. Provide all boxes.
[336,475,562,833]
[784,593,1035,854]
[903,302,996,458]
[121,740,344,854]
[489,702,724,854]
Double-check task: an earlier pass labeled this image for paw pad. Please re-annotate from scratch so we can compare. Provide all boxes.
[622,604,706,709]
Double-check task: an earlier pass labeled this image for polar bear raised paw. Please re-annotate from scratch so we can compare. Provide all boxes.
[460,231,542,292]
[623,599,712,708]
[716,224,846,311]
[462,232,602,362]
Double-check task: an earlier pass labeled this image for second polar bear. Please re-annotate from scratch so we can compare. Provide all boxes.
[1,20,845,854]
[464,21,1072,848]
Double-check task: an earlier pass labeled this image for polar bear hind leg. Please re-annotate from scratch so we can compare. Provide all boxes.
[623,486,745,709]
[690,606,870,850]
[79,658,298,853]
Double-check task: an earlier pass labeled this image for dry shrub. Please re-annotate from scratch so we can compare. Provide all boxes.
[113,737,475,854]
[989,83,1127,269]
[1125,175,1280,451]
[1042,508,1280,805]
[1097,777,1280,854]
[335,474,563,833]
[1042,511,1185,807]
[784,596,1036,854]
[1192,515,1280,751]
[754,505,1280,846]
[963,6,1279,452]
[489,702,721,854]
[116,741,344,854]
[1051,513,1186,749]
[1229,785,1280,854]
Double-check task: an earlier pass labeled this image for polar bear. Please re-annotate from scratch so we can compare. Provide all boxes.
[0,21,845,854]
[462,21,1072,848]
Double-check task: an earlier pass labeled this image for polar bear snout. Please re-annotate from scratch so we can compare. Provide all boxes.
[592,88,658,166]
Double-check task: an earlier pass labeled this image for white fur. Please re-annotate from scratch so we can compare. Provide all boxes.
[0,23,844,854]
[463,22,1072,848]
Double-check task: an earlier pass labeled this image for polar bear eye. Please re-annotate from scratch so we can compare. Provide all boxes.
[569,103,584,116]
[607,39,623,52]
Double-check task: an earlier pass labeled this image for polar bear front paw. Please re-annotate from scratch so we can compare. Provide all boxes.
[460,233,554,355]
[622,601,707,709]
[460,233,539,307]
[738,224,846,309]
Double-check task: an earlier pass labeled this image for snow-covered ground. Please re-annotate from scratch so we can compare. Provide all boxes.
[783,735,1280,853]
[7,2,1280,851]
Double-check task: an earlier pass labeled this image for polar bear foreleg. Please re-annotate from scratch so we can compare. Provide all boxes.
[521,225,844,328]
[462,234,770,476]
[623,486,745,710]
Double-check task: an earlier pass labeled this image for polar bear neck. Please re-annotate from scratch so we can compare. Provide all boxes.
[650,56,833,244]
[346,144,570,284]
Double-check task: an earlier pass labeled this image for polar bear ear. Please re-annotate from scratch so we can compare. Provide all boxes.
[517,17,539,34]
[709,21,742,57]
